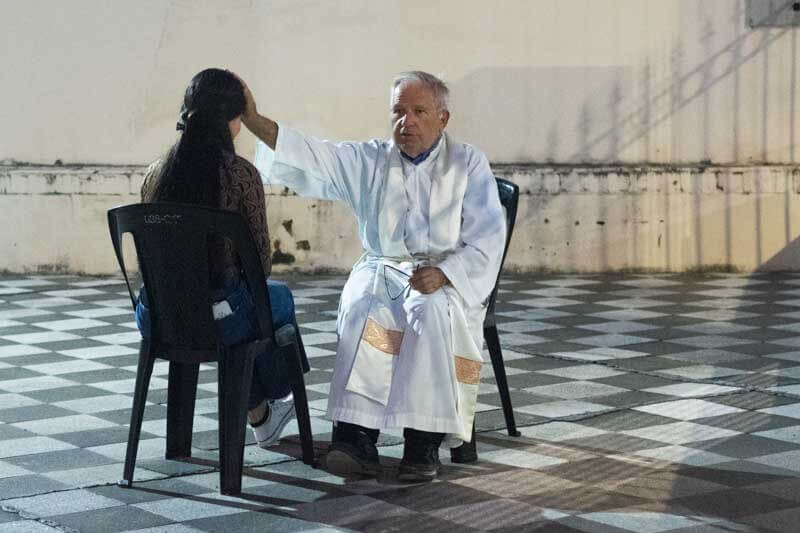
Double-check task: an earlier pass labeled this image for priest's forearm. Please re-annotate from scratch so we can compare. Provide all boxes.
[246,114,279,150]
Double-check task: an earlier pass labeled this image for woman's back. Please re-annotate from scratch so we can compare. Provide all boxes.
[141,153,271,287]
[142,68,271,286]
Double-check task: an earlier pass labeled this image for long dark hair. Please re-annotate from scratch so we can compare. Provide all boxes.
[149,68,246,207]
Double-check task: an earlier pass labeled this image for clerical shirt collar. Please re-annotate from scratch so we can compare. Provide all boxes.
[400,135,442,165]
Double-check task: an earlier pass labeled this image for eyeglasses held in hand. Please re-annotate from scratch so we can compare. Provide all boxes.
[384,264,412,300]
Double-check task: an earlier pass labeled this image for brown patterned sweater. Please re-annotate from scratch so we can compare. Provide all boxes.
[140,153,271,285]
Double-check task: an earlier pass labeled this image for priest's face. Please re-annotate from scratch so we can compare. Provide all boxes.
[391,81,450,158]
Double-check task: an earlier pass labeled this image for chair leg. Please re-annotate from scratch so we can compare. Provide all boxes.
[450,422,478,463]
[166,362,199,459]
[218,344,255,495]
[484,325,521,437]
[290,349,316,466]
[279,332,315,466]
[293,319,311,374]
[120,340,156,487]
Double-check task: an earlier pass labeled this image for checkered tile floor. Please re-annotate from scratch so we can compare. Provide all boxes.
[1,273,800,532]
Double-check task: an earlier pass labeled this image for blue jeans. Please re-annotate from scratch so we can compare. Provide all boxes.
[135,279,295,409]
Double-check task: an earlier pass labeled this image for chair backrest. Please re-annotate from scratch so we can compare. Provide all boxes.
[107,203,274,360]
[484,177,520,326]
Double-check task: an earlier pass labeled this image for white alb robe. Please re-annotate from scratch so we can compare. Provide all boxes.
[254,125,505,444]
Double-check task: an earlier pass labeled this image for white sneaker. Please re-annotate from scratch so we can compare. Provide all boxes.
[252,393,295,448]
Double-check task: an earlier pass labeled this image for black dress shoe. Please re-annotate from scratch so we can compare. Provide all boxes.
[398,428,444,482]
[326,422,380,477]
[450,424,478,463]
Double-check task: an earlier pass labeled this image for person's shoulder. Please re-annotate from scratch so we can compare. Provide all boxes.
[447,136,491,174]
[448,137,487,159]
[230,155,260,180]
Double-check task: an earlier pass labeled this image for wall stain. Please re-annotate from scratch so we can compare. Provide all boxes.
[271,239,295,264]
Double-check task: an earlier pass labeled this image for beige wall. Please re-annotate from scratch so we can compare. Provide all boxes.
[3,166,799,275]
[1,0,798,166]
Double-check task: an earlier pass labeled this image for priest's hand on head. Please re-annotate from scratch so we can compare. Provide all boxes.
[236,75,259,128]
[409,267,449,294]
[230,71,279,149]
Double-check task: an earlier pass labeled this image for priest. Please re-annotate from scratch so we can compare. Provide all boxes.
[242,71,505,482]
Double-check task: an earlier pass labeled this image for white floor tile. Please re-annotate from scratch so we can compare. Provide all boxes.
[13,414,118,435]
[642,383,741,397]
[757,403,800,419]
[634,399,745,420]
[615,278,682,288]
[88,438,166,461]
[633,445,734,466]
[480,448,566,469]
[0,460,33,479]
[0,436,76,458]
[517,400,613,418]
[0,392,42,409]
[508,297,582,308]
[520,287,592,297]
[589,309,666,321]
[0,375,77,393]
[0,345,50,358]
[496,320,561,333]
[12,297,81,308]
[753,425,800,445]
[519,421,608,442]
[749,450,800,473]
[3,488,124,517]
[24,360,112,376]
[622,422,740,445]
[0,308,53,320]
[537,364,625,380]
[63,307,132,318]
[33,318,110,331]
[572,334,654,347]
[133,497,249,522]
[89,331,142,345]
[300,332,339,345]
[576,321,656,334]
[42,289,106,298]
[53,394,143,414]
[57,345,138,359]
[44,463,162,486]
[91,377,168,394]
[524,381,629,399]
[299,319,339,332]
[658,365,750,380]
[675,322,758,335]
[552,347,648,361]
[1,331,81,344]
[580,511,707,533]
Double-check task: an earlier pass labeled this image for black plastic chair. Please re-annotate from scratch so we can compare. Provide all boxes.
[451,177,520,463]
[485,177,521,438]
[108,202,315,495]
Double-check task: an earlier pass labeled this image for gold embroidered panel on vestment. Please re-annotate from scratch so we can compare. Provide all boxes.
[455,356,482,384]
[362,317,404,355]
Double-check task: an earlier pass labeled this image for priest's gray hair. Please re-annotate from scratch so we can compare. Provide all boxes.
[391,71,449,113]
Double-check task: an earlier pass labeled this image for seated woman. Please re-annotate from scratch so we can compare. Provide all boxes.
[135,68,295,448]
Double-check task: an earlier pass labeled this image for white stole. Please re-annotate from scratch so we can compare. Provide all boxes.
[345,135,484,442]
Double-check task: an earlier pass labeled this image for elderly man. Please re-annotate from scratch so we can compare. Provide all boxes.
[242,71,505,481]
